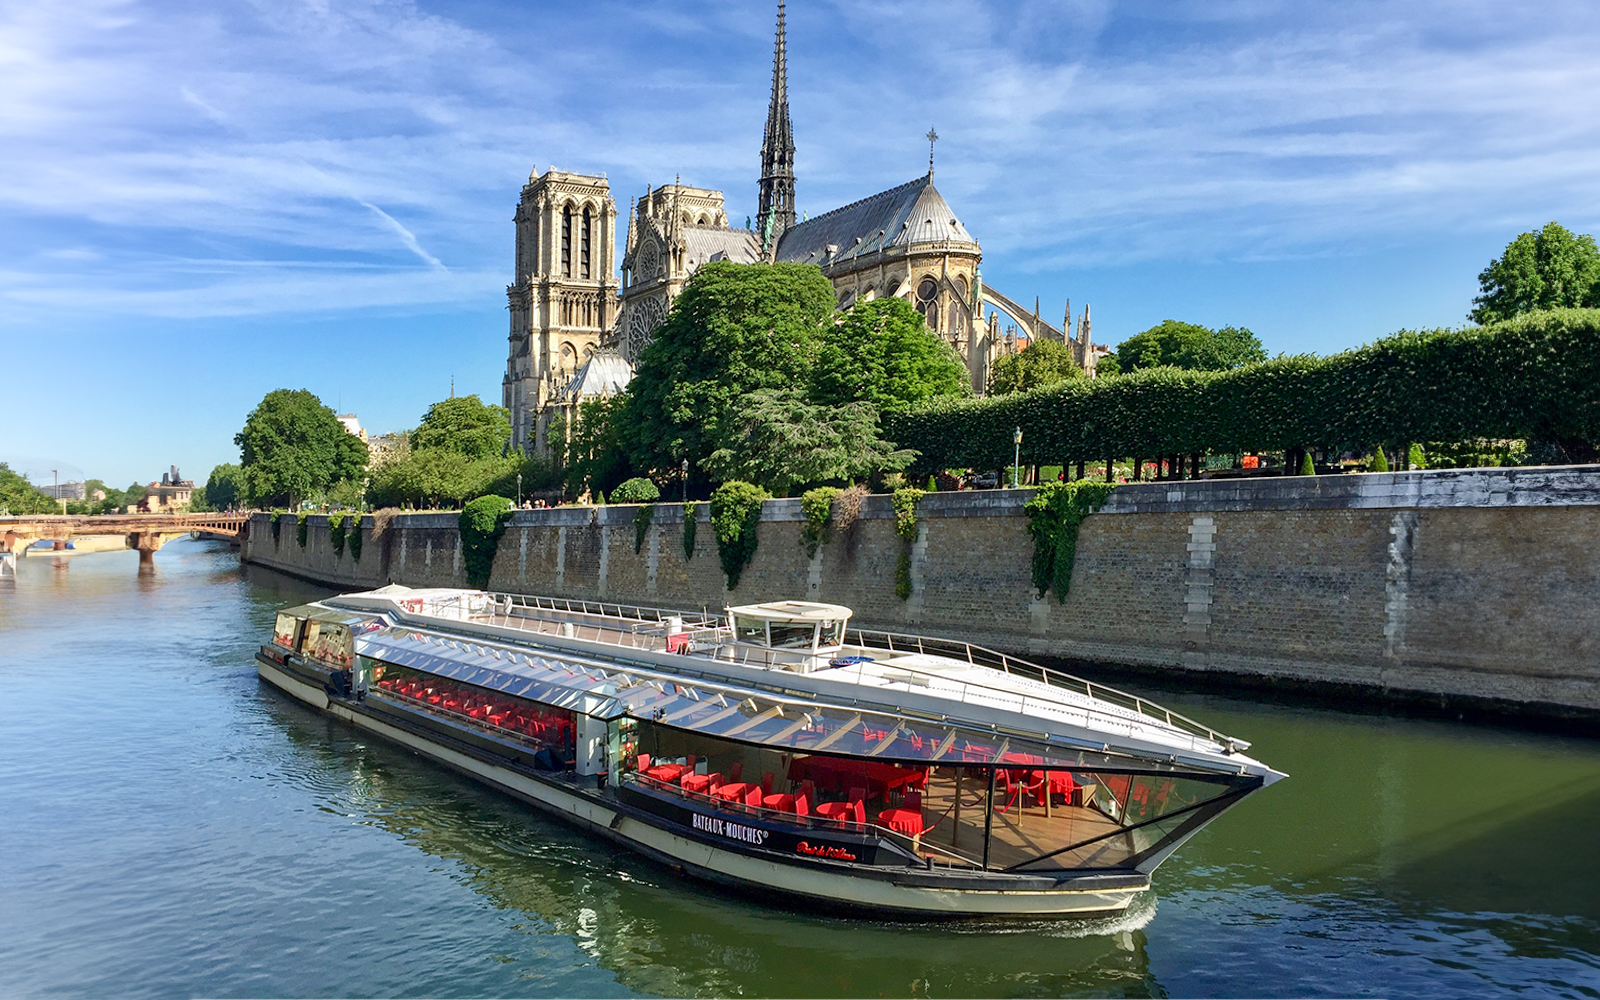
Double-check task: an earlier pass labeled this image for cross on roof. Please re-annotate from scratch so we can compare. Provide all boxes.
[926,126,939,173]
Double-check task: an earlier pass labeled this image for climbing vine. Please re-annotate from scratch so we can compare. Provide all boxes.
[891,487,926,541]
[800,486,841,558]
[633,503,655,554]
[269,511,284,544]
[682,502,700,560]
[295,510,311,548]
[328,512,347,556]
[894,550,913,601]
[1024,481,1115,601]
[459,495,513,588]
[710,481,770,589]
[347,514,364,561]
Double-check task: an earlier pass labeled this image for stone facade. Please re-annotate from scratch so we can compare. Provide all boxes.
[244,467,1600,719]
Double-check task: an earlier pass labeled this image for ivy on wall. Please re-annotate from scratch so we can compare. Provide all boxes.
[328,512,347,556]
[885,309,1600,469]
[348,514,364,561]
[682,502,700,561]
[889,487,925,602]
[295,511,310,548]
[800,486,841,558]
[633,503,655,554]
[1024,481,1115,601]
[710,481,771,589]
[459,495,513,587]
[269,511,284,544]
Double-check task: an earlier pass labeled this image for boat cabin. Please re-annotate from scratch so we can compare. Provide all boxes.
[724,601,851,670]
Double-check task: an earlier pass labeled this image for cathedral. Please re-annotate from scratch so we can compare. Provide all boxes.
[503,1,1107,457]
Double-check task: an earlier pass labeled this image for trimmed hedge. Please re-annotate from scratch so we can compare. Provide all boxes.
[885,309,1600,468]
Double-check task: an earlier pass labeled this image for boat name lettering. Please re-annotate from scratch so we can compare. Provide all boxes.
[795,840,857,861]
[691,812,768,846]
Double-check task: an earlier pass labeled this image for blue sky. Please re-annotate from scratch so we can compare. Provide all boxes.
[3,0,1599,488]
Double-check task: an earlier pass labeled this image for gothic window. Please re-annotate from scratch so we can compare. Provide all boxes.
[948,303,963,335]
[916,277,940,329]
[561,205,572,278]
[954,275,968,300]
[635,239,659,281]
[581,207,592,279]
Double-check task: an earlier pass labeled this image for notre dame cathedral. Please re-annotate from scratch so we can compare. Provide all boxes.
[503,1,1106,457]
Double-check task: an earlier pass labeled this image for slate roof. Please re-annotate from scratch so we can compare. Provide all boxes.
[775,174,976,268]
[682,226,761,267]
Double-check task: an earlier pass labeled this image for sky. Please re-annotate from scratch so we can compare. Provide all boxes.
[3,0,1599,487]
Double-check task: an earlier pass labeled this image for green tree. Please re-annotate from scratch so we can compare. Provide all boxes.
[702,388,915,496]
[610,477,661,503]
[811,298,971,413]
[986,337,1084,395]
[412,395,512,459]
[0,462,57,514]
[1112,320,1267,374]
[366,449,509,509]
[235,389,369,508]
[204,463,244,511]
[563,395,632,497]
[620,261,837,474]
[1472,222,1600,324]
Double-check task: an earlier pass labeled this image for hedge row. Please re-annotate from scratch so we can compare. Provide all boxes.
[885,309,1600,468]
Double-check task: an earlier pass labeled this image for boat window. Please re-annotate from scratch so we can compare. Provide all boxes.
[307,623,354,668]
[272,613,303,651]
[768,622,817,650]
[301,620,321,658]
[732,615,766,645]
[366,658,578,768]
[818,619,844,647]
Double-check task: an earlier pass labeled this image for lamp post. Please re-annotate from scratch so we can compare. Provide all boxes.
[516,473,522,508]
[681,458,690,503]
[1012,427,1023,489]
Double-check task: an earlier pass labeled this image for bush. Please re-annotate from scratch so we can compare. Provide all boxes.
[611,477,661,504]
[1370,448,1390,472]
[1408,443,1427,470]
[800,486,841,558]
[1024,481,1115,601]
[710,481,771,589]
[1299,452,1316,476]
[886,309,1600,470]
[459,495,514,587]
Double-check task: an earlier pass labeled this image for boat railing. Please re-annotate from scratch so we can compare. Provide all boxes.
[845,627,1243,752]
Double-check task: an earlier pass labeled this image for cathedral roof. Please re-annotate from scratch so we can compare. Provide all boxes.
[774,173,976,268]
[553,351,633,404]
[682,226,761,267]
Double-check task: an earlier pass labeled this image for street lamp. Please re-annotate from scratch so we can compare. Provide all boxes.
[681,458,690,503]
[1012,427,1023,489]
[516,473,522,508]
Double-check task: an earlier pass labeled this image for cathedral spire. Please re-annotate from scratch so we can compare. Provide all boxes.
[757,0,796,253]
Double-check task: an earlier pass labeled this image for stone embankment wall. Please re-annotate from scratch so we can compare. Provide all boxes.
[242,466,1600,718]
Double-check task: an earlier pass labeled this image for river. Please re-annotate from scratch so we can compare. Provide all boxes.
[2,539,1597,998]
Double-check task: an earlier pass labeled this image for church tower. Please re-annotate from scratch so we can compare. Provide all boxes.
[503,168,617,455]
[756,0,796,253]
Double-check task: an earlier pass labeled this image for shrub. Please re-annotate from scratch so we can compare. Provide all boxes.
[800,486,841,558]
[1370,448,1390,472]
[328,512,347,556]
[1024,481,1115,601]
[682,502,700,560]
[891,487,926,542]
[710,481,771,589]
[634,503,655,554]
[1299,452,1315,477]
[833,484,869,535]
[459,495,513,587]
[1408,443,1427,470]
[611,477,661,504]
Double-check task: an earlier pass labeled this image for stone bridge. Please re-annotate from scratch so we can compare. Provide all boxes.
[0,512,250,574]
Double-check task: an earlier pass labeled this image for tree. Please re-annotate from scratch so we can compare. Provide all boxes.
[204,463,244,511]
[986,337,1084,395]
[563,395,633,497]
[0,462,57,515]
[1111,320,1267,374]
[235,389,368,508]
[412,395,512,459]
[1472,222,1600,324]
[620,261,837,474]
[365,449,508,509]
[610,477,660,503]
[702,388,915,496]
[811,298,971,413]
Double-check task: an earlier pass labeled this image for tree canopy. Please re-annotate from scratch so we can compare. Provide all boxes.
[986,337,1084,395]
[411,395,512,459]
[810,298,972,413]
[619,261,838,474]
[702,389,914,497]
[234,389,368,508]
[0,462,57,515]
[1105,320,1266,375]
[204,463,243,511]
[1472,222,1600,324]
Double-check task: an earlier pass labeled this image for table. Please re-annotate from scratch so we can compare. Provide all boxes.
[762,793,796,813]
[715,781,756,803]
[790,757,924,801]
[681,773,719,794]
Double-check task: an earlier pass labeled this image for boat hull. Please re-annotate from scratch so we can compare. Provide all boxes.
[256,655,1147,918]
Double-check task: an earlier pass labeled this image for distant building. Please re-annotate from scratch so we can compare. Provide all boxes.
[367,431,407,467]
[133,466,195,513]
[40,481,86,500]
[337,414,368,443]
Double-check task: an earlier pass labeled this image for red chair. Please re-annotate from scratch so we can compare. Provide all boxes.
[793,794,810,817]
[744,785,764,808]
[729,761,743,783]
[761,771,775,795]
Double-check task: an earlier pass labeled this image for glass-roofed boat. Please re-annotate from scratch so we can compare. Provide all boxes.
[257,586,1284,917]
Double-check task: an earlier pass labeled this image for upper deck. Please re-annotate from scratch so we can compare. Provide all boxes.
[323,587,1281,784]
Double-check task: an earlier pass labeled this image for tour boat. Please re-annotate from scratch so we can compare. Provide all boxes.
[256,587,1284,917]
